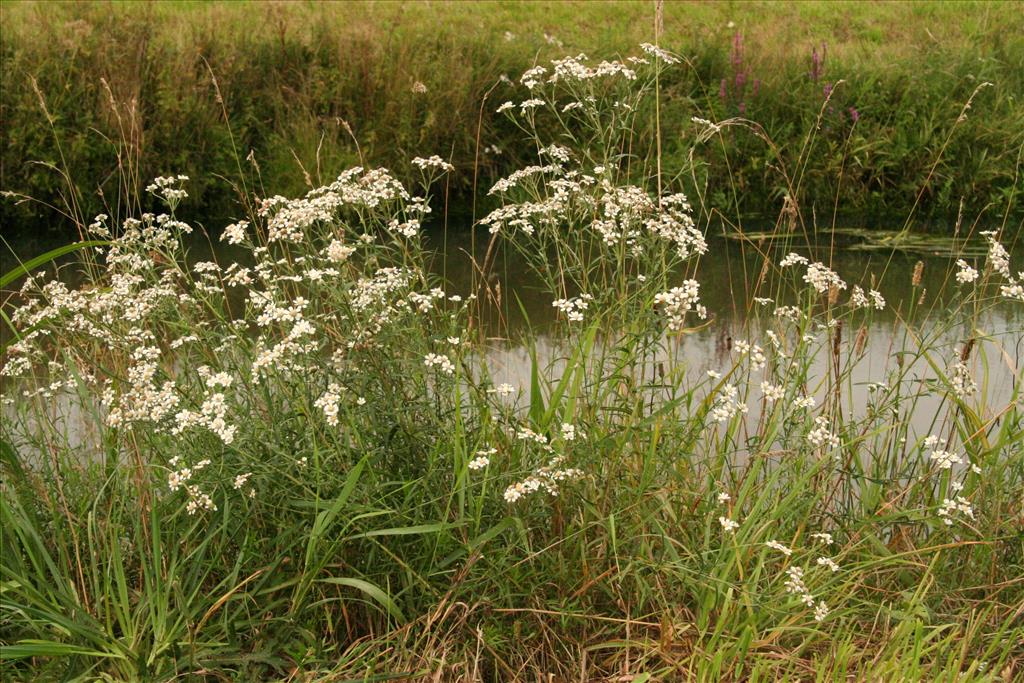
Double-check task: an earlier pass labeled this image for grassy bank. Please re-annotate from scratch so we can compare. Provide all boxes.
[2,47,1023,680]
[2,1,1023,237]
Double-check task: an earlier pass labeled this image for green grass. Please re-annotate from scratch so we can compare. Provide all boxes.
[1,0,1023,236]
[2,23,1023,683]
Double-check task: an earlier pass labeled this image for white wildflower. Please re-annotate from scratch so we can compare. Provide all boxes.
[424,353,455,375]
[654,280,706,331]
[807,416,840,450]
[816,556,840,572]
[221,220,248,244]
[955,259,979,284]
[314,383,342,426]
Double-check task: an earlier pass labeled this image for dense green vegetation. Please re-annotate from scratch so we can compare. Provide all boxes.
[2,0,1023,237]
[2,41,1023,680]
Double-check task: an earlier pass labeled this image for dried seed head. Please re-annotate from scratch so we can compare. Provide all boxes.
[912,261,924,287]
[960,338,975,362]
[855,326,868,355]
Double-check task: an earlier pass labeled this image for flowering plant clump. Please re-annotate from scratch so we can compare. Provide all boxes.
[2,42,1022,682]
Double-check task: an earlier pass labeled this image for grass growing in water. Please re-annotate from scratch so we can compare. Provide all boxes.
[2,45,1023,681]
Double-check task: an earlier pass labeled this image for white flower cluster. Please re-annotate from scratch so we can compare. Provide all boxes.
[760,381,785,403]
[734,340,766,371]
[784,566,814,607]
[315,383,343,426]
[807,416,839,450]
[259,167,412,243]
[816,556,840,572]
[172,389,237,445]
[938,496,975,526]
[552,294,593,322]
[780,253,847,294]
[955,259,979,284]
[783,566,829,621]
[930,449,962,470]
[766,540,793,556]
[487,163,564,198]
[654,280,706,331]
[146,175,189,208]
[411,155,454,172]
[982,231,1011,278]
[387,218,421,238]
[221,220,249,245]
[103,337,181,430]
[981,231,1024,302]
[774,305,803,322]
[639,42,680,64]
[489,383,516,397]
[948,356,977,400]
[248,292,318,380]
[544,54,638,84]
[503,455,583,503]
[325,239,356,262]
[167,456,217,515]
[424,353,455,375]
[559,422,582,441]
[792,395,817,411]
[710,383,747,423]
[469,447,496,471]
[804,262,847,294]
[850,285,885,310]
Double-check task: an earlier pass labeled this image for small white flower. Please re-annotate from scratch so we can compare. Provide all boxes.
[719,516,740,533]
[221,220,248,245]
[766,540,793,556]
[760,381,785,402]
[807,416,840,449]
[811,532,834,545]
[816,556,840,572]
[424,353,455,375]
[560,423,578,441]
[955,259,978,284]
[930,448,963,470]
[490,383,516,397]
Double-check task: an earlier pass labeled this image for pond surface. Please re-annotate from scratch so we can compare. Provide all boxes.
[431,225,1022,437]
[3,221,1022,448]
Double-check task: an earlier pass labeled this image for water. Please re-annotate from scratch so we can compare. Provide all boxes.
[2,224,1022,450]
[428,228,1022,438]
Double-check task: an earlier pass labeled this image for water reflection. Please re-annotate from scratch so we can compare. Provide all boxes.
[431,229,1022,441]
[3,226,1021,454]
